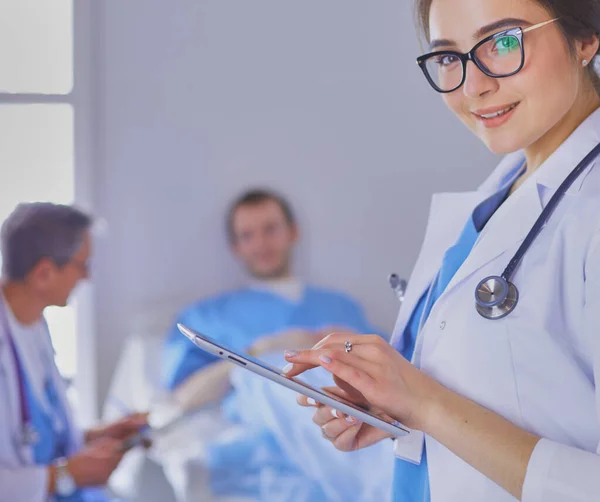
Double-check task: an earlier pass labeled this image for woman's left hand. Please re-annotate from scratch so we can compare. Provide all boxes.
[284,333,442,431]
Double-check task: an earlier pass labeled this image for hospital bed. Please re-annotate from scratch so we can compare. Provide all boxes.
[102,301,251,502]
[103,302,393,502]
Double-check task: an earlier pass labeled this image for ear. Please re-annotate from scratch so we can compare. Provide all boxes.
[290,224,300,243]
[230,239,242,258]
[28,258,57,288]
[578,33,600,65]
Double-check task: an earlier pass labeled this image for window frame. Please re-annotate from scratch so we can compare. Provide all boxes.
[0,0,99,424]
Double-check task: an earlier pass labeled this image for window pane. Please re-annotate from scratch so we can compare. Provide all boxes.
[45,303,77,379]
[0,0,73,94]
[0,103,76,377]
[0,104,74,212]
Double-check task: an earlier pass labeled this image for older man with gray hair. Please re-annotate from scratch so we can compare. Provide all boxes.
[0,202,146,502]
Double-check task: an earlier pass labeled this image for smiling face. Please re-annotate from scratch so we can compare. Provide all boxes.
[426,0,598,155]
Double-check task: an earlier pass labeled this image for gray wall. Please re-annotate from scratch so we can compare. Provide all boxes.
[91,0,496,403]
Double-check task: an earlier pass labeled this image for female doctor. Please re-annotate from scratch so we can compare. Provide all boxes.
[0,202,147,501]
[284,0,600,501]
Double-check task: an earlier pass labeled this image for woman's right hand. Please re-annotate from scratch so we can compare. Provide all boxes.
[297,386,393,452]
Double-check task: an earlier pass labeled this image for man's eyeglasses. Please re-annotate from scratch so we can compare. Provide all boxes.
[416,18,558,93]
[66,258,91,275]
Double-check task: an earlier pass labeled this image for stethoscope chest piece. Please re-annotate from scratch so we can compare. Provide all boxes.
[471,142,600,320]
[475,276,519,320]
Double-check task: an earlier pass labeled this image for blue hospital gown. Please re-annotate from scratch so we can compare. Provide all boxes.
[161,285,381,500]
[162,285,378,389]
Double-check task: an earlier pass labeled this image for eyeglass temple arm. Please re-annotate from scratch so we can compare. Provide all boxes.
[521,18,559,34]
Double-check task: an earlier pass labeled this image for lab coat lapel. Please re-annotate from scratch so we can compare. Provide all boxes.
[0,327,21,447]
[0,305,36,464]
[392,190,484,340]
[442,110,600,296]
[392,151,523,348]
[442,177,543,295]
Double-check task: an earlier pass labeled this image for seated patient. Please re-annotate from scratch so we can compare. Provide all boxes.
[160,189,382,500]
[162,188,377,405]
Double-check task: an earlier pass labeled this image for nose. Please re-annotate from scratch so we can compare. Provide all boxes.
[256,230,270,247]
[463,60,497,98]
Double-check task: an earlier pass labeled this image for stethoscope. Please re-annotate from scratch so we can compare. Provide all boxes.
[0,297,40,448]
[388,274,407,305]
[391,141,600,321]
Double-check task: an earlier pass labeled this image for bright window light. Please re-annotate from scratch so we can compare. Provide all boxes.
[0,103,76,378]
[0,0,73,94]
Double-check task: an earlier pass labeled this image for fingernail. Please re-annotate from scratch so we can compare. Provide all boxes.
[284,350,298,358]
[331,409,339,418]
[306,398,317,406]
[282,363,293,374]
[346,416,359,424]
[319,355,332,364]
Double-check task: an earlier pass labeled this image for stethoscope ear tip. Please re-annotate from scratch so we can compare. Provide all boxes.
[389,273,406,288]
[388,273,407,304]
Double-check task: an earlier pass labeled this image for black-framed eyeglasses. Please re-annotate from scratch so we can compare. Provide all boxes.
[416,18,558,93]
[69,258,90,274]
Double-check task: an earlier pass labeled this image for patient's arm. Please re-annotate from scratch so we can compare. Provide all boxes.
[172,328,337,411]
[247,328,324,357]
[172,360,233,412]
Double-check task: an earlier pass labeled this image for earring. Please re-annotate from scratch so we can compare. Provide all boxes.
[583,59,589,67]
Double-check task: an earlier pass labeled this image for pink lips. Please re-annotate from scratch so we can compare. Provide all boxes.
[472,102,520,129]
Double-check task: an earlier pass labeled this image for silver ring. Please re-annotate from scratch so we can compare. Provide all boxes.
[321,429,333,441]
[344,341,352,353]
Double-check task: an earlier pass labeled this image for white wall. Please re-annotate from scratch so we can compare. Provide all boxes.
[91,0,496,403]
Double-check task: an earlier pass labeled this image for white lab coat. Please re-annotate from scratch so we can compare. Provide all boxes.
[393,108,600,502]
[0,313,82,502]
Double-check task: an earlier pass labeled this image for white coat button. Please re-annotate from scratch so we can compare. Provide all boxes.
[439,321,446,330]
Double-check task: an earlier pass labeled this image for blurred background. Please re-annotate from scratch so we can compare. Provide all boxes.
[0,0,495,500]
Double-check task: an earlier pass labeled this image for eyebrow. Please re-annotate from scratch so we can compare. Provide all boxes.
[429,17,531,50]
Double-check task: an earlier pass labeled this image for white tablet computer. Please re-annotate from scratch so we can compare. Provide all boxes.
[177,323,410,438]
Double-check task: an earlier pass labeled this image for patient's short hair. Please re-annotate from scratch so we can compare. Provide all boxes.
[1,202,92,281]
[226,189,296,243]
